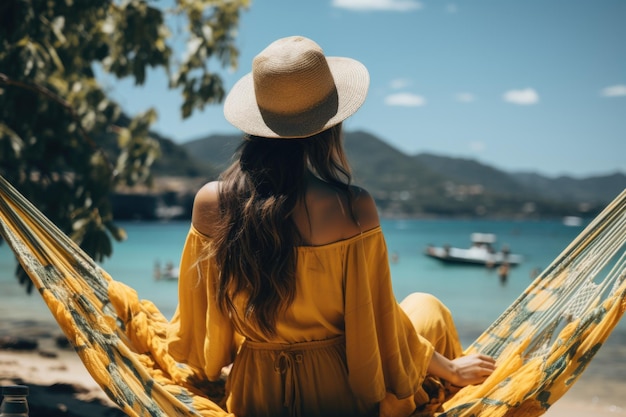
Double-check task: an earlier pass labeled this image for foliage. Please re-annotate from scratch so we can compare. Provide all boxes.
[0,0,249,291]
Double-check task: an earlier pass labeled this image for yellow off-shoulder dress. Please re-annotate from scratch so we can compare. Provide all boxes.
[167,225,462,417]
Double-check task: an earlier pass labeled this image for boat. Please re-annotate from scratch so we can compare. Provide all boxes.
[154,261,179,281]
[563,216,583,227]
[425,232,523,266]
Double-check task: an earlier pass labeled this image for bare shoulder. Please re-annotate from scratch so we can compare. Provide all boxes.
[348,185,380,231]
[296,179,380,245]
[192,181,220,236]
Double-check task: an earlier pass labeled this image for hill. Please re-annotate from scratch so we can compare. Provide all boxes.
[144,130,625,219]
[511,171,626,204]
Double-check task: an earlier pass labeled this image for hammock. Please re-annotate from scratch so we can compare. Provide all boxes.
[0,174,624,417]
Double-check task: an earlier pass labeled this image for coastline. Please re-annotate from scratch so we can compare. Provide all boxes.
[1,318,624,417]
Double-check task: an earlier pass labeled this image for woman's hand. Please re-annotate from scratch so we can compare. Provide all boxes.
[448,353,496,386]
[428,351,496,387]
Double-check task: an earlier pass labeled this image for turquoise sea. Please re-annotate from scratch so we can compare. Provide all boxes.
[1,217,623,343]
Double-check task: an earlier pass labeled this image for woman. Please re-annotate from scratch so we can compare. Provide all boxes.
[168,36,495,417]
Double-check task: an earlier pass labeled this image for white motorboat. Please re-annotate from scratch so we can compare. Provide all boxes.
[425,232,523,266]
[154,262,179,281]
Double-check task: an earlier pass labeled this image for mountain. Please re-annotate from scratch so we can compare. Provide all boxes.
[413,153,529,196]
[181,134,243,171]
[147,130,624,219]
[99,113,217,178]
[412,153,626,205]
[511,172,626,204]
[151,130,218,177]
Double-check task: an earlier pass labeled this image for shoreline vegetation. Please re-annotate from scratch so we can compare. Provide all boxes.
[1,317,624,417]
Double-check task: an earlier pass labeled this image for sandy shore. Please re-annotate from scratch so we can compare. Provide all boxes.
[1,319,625,417]
[0,350,125,417]
[0,319,125,417]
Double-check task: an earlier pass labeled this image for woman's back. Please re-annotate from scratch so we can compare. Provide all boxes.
[190,171,382,341]
[187,171,392,416]
[192,174,379,247]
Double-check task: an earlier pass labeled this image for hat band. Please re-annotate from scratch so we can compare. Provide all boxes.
[258,88,339,138]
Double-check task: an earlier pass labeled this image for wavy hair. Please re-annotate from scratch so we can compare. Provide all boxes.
[212,124,353,336]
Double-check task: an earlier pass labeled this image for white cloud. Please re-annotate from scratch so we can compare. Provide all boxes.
[601,84,626,97]
[390,78,412,90]
[455,92,475,103]
[446,4,458,13]
[385,92,426,107]
[503,88,539,105]
[332,0,423,12]
[469,141,485,152]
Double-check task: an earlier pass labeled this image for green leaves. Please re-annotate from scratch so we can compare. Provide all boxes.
[0,0,248,290]
[115,108,161,186]
[104,1,170,84]
[171,0,249,118]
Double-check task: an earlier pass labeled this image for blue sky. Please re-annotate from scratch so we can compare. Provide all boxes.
[102,0,626,178]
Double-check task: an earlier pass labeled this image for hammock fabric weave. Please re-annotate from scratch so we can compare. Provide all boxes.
[0,174,624,417]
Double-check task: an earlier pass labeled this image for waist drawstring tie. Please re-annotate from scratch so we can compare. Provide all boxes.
[242,337,344,416]
[274,350,304,417]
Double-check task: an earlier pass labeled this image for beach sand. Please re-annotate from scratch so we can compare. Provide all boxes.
[0,350,125,417]
[1,318,625,417]
[0,318,125,417]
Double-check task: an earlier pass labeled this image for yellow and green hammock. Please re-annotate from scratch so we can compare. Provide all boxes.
[0,174,624,417]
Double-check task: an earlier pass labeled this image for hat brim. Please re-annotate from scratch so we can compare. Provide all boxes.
[224,57,370,139]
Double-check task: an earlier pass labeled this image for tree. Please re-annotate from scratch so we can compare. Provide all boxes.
[0,0,249,291]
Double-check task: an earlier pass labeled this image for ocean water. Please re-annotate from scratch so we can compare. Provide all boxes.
[1,217,623,344]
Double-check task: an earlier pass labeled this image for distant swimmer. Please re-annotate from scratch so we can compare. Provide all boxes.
[154,260,161,280]
[391,252,399,264]
[498,262,510,284]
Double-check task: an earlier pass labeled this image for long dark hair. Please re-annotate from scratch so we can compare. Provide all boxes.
[212,124,353,336]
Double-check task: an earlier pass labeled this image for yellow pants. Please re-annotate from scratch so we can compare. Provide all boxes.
[381,292,463,417]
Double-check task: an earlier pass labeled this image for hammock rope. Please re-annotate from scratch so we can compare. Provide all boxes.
[0,174,624,417]
[441,188,626,416]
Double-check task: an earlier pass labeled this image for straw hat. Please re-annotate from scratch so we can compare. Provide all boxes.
[224,36,370,139]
